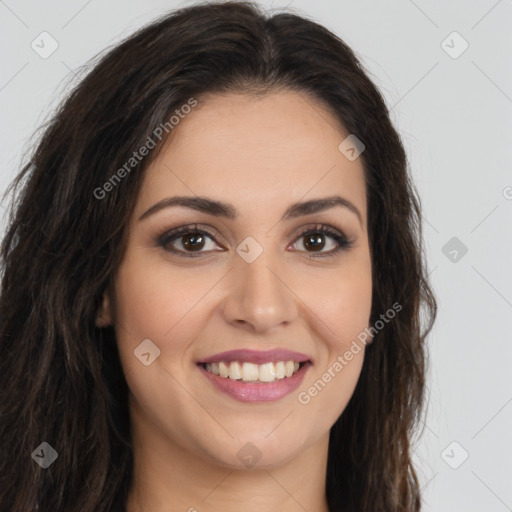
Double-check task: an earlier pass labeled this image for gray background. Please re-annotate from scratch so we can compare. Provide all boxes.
[1,1,511,510]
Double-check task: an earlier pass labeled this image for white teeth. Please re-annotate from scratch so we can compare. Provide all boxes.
[219,361,229,378]
[210,362,220,376]
[203,359,304,382]
[242,362,259,381]
[258,362,276,382]
[275,361,286,379]
[228,361,242,380]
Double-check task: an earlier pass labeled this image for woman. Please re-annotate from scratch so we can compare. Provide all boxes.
[0,1,437,511]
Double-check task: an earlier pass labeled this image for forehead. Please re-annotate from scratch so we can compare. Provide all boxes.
[136,90,367,222]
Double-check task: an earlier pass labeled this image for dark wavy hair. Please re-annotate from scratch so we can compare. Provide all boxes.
[0,2,436,511]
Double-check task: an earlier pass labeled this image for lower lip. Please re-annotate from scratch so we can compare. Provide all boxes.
[198,363,311,403]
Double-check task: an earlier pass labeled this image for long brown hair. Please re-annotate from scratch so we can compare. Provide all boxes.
[0,2,437,510]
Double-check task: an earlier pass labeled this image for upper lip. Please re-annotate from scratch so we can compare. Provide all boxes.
[197,349,312,365]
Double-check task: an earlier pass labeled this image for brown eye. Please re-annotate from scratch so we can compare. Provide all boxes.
[302,233,326,252]
[290,224,353,258]
[181,232,206,252]
[157,225,222,257]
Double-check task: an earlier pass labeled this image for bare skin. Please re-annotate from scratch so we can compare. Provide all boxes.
[97,90,373,512]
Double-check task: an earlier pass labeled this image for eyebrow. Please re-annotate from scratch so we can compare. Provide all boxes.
[138,194,363,227]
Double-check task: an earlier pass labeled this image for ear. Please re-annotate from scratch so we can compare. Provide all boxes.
[95,292,112,327]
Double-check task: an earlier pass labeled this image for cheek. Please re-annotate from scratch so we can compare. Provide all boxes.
[109,256,204,422]
[113,253,214,347]
[293,255,372,422]
[324,272,372,343]
[111,251,235,418]
[111,256,219,440]
[300,254,373,348]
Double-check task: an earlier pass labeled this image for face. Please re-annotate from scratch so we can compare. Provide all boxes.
[99,90,373,469]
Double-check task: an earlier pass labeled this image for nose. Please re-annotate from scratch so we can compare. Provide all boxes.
[221,247,299,334]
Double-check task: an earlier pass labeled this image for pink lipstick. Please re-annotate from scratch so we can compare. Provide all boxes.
[197,349,312,403]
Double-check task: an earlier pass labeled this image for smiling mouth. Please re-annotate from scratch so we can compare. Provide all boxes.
[198,360,308,383]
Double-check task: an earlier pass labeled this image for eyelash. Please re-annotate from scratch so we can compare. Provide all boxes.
[156,223,354,259]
